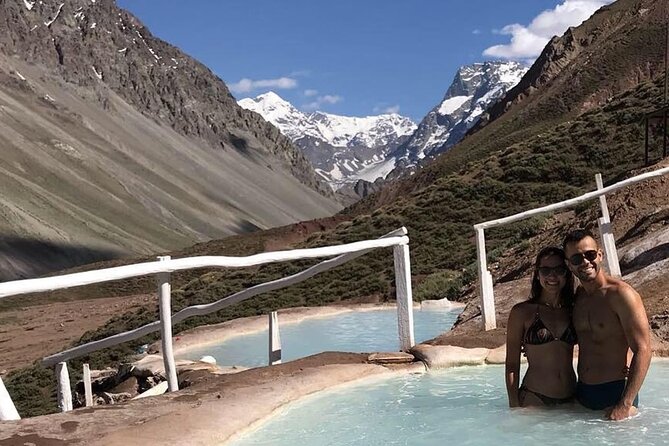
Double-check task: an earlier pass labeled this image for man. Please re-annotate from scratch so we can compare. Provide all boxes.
[563,229,651,420]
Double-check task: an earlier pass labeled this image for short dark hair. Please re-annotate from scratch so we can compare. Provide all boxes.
[562,229,597,251]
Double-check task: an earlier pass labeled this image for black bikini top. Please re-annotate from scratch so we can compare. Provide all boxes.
[523,305,577,346]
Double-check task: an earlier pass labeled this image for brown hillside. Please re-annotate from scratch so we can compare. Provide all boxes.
[3,0,669,417]
[0,0,341,280]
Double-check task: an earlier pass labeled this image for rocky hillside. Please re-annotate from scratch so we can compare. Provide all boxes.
[473,0,664,131]
[4,0,669,417]
[0,0,341,279]
[239,92,416,190]
[390,61,527,175]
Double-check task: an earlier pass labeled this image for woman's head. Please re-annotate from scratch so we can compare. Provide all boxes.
[529,246,574,307]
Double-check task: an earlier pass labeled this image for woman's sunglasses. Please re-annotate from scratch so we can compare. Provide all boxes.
[537,266,568,276]
[568,250,598,265]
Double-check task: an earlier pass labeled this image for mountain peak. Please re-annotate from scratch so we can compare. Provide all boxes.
[391,60,528,167]
[238,94,417,190]
[253,90,288,104]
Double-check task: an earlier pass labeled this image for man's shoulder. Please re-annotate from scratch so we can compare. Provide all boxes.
[605,276,638,297]
[604,277,644,312]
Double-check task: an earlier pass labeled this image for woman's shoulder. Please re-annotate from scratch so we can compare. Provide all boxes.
[510,300,535,316]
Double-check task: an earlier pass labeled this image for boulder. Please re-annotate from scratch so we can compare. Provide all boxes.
[411,344,490,369]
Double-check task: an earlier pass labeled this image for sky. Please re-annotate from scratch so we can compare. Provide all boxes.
[116,0,613,121]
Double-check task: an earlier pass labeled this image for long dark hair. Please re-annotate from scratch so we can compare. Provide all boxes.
[529,246,575,308]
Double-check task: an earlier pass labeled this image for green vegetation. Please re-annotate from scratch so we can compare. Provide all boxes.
[5,76,666,417]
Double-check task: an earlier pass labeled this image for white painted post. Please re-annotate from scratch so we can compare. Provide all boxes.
[596,174,622,277]
[83,363,93,407]
[475,227,496,330]
[393,243,415,351]
[484,271,496,325]
[268,311,282,365]
[0,376,20,420]
[157,256,179,392]
[56,361,73,412]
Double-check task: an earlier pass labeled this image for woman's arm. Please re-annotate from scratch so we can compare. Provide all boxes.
[505,305,524,408]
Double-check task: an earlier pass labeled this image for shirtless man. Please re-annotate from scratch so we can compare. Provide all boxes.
[563,229,651,420]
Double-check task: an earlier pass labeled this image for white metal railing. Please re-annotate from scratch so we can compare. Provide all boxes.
[474,166,669,330]
[0,227,414,420]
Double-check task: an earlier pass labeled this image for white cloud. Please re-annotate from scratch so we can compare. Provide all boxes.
[373,104,401,114]
[483,0,613,59]
[320,95,342,105]
[301,94,343,112]
[472,29,481,35]
[229,76,297,94]
[304,89,318,97]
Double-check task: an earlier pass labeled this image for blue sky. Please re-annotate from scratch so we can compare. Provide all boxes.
[117,0,612,121]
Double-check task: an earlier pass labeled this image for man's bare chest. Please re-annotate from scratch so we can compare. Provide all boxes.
[573,297,622,340]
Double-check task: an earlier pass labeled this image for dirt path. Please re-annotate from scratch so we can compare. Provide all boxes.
[0,294,154,373]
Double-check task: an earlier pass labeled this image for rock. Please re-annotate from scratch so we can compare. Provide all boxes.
[109,376,139,397]
[132,381,168,400]
[421,298,465,309]
[131,355,168,378]
[411,344,490,369]
[367,352,414,364]
[198,355,216,365]
[100,392,133,405]
[485,345,508,364]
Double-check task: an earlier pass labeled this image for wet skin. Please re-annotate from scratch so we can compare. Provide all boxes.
[565,236,651,420]
[506,254,576,408]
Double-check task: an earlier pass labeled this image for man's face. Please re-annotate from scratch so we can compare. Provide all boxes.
[564,236,602,282]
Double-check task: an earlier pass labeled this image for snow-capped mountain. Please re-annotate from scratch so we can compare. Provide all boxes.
[238,92,416,189]
[389,61,528,173]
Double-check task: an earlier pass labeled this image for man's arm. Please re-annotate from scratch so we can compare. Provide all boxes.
[606,283,651,420]
[505,305,524,408]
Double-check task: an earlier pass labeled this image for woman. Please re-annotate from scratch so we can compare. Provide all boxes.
[505,246,577,407]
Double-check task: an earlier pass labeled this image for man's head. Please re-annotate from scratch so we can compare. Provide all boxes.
[562,229,603,282]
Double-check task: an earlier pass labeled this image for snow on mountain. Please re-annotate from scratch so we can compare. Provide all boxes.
[238,92,315,141]
[239,61,526,193]
[238,92,416,190]
[390,61,528,170]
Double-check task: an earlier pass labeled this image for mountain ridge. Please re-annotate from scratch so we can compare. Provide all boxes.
[392,61,528,171]
[0,0,341,279]
[238,92,416,189]
[239,61,526,191]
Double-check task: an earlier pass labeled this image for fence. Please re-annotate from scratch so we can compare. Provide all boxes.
[0,227,414,420]
[474,166,669,330]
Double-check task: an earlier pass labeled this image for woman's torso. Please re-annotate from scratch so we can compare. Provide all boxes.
[521,303,577,399]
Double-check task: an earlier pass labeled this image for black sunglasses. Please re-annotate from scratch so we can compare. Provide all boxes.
[568,250,598,266]
[537,265,568,276]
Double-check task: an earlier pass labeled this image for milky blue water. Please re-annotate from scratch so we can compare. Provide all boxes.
[229,362,669,446]
[181,308,460,367]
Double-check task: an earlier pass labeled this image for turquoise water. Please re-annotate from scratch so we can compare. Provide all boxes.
[229,362,669,446]
[181,308,460,367]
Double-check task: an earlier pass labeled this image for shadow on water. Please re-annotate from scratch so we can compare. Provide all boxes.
[0,235,124,282]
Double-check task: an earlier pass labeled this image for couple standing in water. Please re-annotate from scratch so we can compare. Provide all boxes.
[505,229,652,420]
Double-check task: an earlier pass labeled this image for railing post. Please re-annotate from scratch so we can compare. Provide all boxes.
[595,174,621,277]
[157,256,179,392]
[475,227,496,330]
[0,376,20,420]
[662,109,667,158]
[56,361,73,412]
[393,243,415,351]
[268,311,282,365]
[83,363,93,407]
